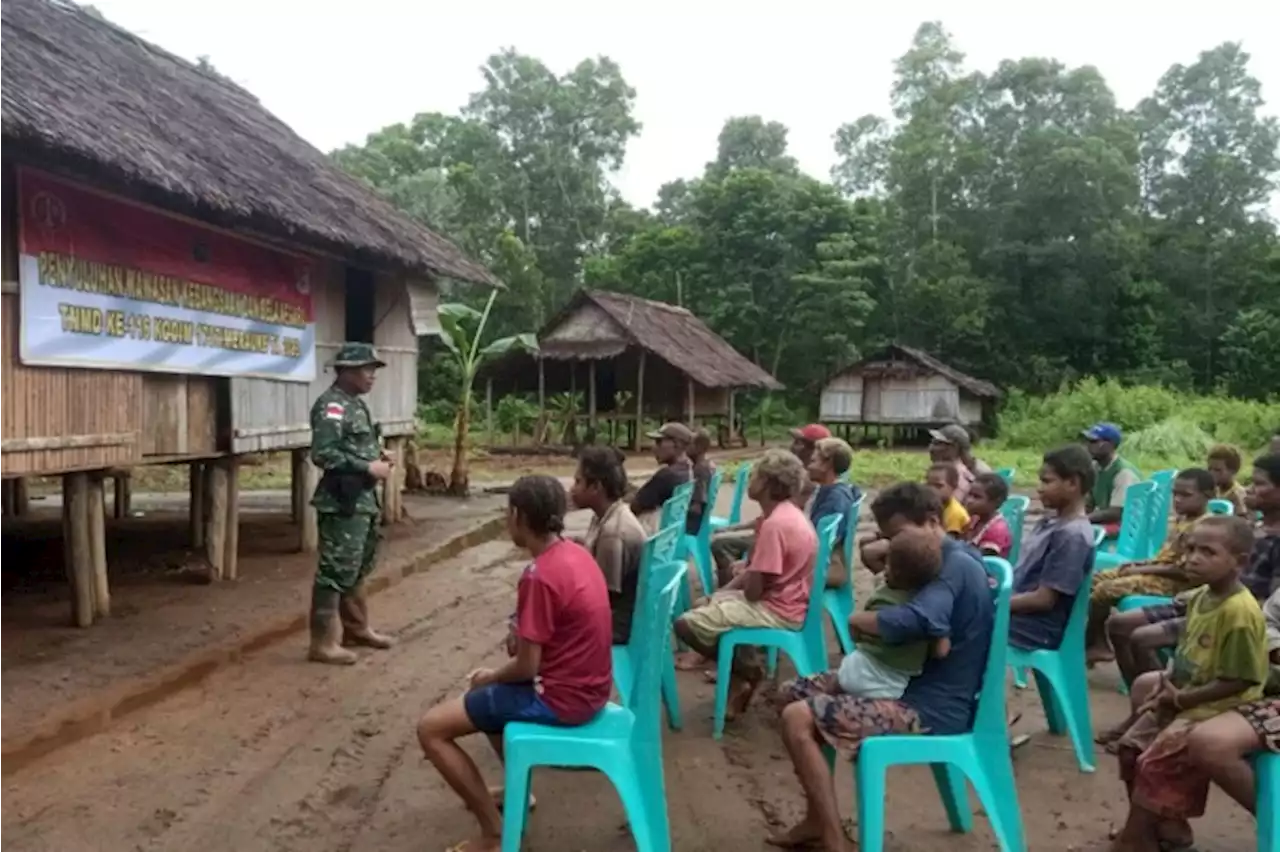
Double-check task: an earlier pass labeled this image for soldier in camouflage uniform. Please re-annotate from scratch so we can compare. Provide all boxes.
[307,342,396,665]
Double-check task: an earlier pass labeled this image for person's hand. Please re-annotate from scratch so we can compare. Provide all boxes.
[467,667,497,688]
[379,448,393,462]
[730,559,747,578]
[368,460,392,481]
[692,595,710,609]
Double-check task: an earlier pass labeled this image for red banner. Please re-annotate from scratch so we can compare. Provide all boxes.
[18,169,313,321]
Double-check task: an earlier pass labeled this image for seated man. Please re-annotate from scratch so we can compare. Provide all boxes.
[631,422,693,532]
[1084,422,1142,538]
[416,476,612,852]
[675,449,817,718]
[806,436,861,588]
[687,428,717,538]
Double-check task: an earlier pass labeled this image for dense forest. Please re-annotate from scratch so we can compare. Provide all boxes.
[333,22,1280,408]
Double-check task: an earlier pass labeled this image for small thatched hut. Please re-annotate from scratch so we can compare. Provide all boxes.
[483,290,782,449]
[1,0,494,626]
[819,344,1000,438]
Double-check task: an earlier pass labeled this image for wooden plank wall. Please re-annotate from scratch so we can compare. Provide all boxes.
[1,172,144,474]
[369,274,420,437]
[140,374,218,456]
[229,260,345,453]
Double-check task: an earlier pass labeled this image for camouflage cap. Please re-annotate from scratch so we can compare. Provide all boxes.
[331,342,386,369]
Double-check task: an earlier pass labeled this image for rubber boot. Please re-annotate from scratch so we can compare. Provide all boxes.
[308,587,358,665]
[340,582,394,649]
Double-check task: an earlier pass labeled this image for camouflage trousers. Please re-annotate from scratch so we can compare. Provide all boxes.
[315,512,380,594]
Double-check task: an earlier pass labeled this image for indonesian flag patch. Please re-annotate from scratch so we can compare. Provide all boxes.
[324,402,345,421]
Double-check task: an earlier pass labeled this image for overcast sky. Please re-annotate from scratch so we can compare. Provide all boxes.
[93,0,1280,211]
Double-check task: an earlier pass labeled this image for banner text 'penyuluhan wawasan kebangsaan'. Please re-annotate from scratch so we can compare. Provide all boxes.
[16,169,316,383]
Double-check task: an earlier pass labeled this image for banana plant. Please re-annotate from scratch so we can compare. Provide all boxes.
[437,290,537,494]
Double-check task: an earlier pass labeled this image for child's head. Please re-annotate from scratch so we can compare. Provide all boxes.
[1171,468,1214,518]
[570,446,628,512]
[870,481,944,538]
[507,474,567,549]
[1183,515,1255,588]
[808,437,853,485]
[690,428,712,460]
[886,526,944,591]
[965,472,1009,519]
[1037,445,1095,511]
[1206,445,1242,491]
[1247,453,1280,514]
[748,448,808,505]
[926,462,959,503]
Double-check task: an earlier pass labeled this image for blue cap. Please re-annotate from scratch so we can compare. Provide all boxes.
[1082,422,1123,446]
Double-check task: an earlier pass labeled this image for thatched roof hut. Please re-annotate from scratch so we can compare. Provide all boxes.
[1,0,496,287]
[484,290,781,448]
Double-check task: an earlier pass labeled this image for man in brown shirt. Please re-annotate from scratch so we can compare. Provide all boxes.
[572,446,647,644]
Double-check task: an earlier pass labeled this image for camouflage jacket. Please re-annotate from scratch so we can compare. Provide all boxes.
[309,384,382,515]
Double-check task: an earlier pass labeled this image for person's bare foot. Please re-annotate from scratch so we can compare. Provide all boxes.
[724,675,761,720]
[675,651,708,671]
[765,818,821,848]
[485,785,536,811]
[1086,645,1116,666]
[445,836,500,852]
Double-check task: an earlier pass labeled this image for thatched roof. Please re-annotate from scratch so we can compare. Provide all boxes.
[1,0,497,286]
[536,290,783,390]
[834,344,1001,399]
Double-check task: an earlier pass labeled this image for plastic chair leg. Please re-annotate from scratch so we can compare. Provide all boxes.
[1257,753,1278,852]
[930,762,973,833]
[766,647,778,678]
[712,643,735,739]
[1033,670,1067,735]
[855,758,889,852]
[971,751,1027,852]
[1013,668,1029,689]
[831,612,853,656]
[500,761,533,852]
[607,764,660,852]
[661,655,683,731]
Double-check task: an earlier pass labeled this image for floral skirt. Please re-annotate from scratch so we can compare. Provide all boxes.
[782,671,923,759]
[1237,697,1280,753]
[1089,567,1188,606]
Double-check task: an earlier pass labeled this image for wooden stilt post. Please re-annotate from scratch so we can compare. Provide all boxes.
[685,377,695,426]
[88,474,109,618]
[290,449,305,523]
[633,351,646,452]
[537,357,546,446]
[1,480,12,517]
[728,391,737,447]
[382,436,404,526]
[299,456,319,553]
[588,361,597,428]
[224,458,241,581]
[485,378,494,447]
[64,473,94,628]
[113,473,131,519]
[189,462,206,549]
[204,460,229,579]
[14,477,29,516]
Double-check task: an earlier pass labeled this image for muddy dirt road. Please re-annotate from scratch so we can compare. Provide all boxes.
[1,520,1260,852]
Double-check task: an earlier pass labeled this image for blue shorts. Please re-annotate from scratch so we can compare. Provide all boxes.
[463,682,565,734]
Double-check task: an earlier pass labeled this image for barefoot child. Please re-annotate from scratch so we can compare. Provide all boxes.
[1084,468,1213,665]
[962,472,1013,558]
[926,462,970,537]
[836,527,948,699]
[416,476,613,852]
[1107,515,1267,852]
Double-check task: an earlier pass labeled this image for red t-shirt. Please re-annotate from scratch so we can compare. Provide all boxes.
[965,514,1013,559]
[516,539,614,723]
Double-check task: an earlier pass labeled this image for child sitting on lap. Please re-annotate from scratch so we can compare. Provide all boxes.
[839,527,949,699]
[1106,515,1267,852]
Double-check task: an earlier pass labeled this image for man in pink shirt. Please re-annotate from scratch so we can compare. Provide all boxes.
[675,449,818,719]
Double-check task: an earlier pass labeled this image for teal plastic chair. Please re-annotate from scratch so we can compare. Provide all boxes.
[998,495,1030,565]
[1145,469,1177,556]
[660,484,695,616]
[1258,752,1279,852]
[823,496,864,654]
[1094,481,1157,571]
[502,561,685,852]
[682,468,723,597]
[710,463,752,530]
[1207,498,1234,516]
[1006,542,1100,772]
[712,515,840,739]
[995,467,1015,486]
[613,523,685,729]
[845,556,1025,852]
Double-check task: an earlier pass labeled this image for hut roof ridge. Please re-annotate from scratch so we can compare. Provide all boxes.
[838,343,1000,399]
[2,0,497,286]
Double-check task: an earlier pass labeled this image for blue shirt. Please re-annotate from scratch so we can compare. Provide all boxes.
[809,482,861,547]
[876,538,994,734]
[1008,515,1094,651]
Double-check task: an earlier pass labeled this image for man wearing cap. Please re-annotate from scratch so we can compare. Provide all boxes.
[1083,422,1141,533]
[307,342,396,665]
[928,424,976,503]
[631,422,693,532]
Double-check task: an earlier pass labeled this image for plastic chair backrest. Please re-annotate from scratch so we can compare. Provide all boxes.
[843,496,864,571]
[801,515,841,661]
[1114,481,1156,557]
[973,556,1014,734]
[631,562,685,748]
[1058,539,1100,655]
[696,469,724,537]
[630,523,684,630]
[1207,498,1234,516]
[660,483,694,531]
[1146,469,1177,555]
[727,463,752,524]
[1091,525,1107,548]
[995,467,1015,486]
[997,495,1030,564]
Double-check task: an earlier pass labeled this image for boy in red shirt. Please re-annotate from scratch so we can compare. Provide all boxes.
[963,472,1014,558]
[416,475,613,852]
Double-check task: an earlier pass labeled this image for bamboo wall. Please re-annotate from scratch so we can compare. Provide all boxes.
[367,273,419,437]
